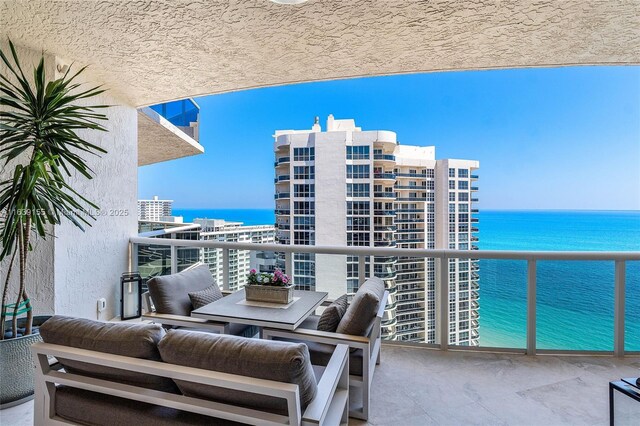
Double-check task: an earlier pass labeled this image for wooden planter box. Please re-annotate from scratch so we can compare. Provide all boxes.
[245,284,294,304]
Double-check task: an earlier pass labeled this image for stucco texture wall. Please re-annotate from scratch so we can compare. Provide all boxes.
[52,60,138,321]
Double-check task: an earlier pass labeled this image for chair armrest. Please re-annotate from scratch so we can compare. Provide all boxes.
[303,343,349,424]
[263,327,370,350]
[142,312,228,332]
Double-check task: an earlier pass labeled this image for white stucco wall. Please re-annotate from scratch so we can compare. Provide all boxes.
[0,42,138,321]
[314,131,349,299]
[53,60,138,321]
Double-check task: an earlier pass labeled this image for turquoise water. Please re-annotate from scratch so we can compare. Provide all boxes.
[173,208,275,225]
[174,208,640,350]
[477,210,640,351]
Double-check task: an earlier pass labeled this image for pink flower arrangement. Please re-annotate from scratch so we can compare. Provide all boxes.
[247,268,290,287]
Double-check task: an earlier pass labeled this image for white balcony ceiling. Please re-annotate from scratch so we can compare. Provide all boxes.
[2,0,639,107]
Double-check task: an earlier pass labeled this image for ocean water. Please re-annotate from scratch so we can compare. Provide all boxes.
[477,210,640,351]
[173,208,275,225]
[174,208,640,350]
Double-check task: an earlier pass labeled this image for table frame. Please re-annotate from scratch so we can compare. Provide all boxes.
[609,378,640,426]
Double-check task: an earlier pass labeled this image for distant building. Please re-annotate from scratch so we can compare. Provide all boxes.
[274,115,480,345]
[138,195,173,221]
[195,219,277,291]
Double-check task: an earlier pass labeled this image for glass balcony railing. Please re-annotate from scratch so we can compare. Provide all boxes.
[374,172,396,179]
[374,192,396,198]
[131,234,640,356]
[373,154,396,161]
[396,173,428,178]
[150,98,199,140]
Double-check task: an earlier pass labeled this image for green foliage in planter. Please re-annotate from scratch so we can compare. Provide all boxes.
[0,39,109,339]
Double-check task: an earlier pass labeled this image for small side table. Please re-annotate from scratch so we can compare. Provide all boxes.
[609,378,640,426]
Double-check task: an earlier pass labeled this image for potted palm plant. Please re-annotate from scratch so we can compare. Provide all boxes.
[0,40,109,407]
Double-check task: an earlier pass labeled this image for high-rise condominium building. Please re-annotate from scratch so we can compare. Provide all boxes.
[138,195,173,221]
[195,219,277,291]
[274,115,480,345]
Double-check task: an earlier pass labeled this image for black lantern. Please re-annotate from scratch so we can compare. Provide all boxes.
[120,272,142,320]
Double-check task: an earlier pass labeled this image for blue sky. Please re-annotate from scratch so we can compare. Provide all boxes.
[139,66,640,210]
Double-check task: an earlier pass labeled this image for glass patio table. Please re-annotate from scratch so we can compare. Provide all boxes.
[191,288,327,331]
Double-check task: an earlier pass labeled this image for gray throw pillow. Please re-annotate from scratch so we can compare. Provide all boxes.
[159,330,317,414]
[188,284,222,309]
[147,264,215,316]
[336,278,384,336]
[317,294,348,332]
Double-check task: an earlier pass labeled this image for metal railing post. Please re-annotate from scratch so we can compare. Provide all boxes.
[437,255,449,351]
[526,259,537,355]
[170,245,178,275]
[285,252,293,286]
[358,255,366,284]
[614,260,626,357]
[222,248,230,291]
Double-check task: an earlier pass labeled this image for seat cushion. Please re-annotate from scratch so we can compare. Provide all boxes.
[273,336,364,377]
[55,385,241,426]
[188,284,222,309]
[147,264,217,316]
[336,277,384,336]
[316,294,348,332]
[39,316,177,393]
[158,330,317,415]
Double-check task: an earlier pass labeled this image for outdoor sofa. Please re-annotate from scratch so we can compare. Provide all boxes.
[32,316,349,425]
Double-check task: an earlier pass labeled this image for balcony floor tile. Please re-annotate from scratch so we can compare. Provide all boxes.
[3,344,638,425]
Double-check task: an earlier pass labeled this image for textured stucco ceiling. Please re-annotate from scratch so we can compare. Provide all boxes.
[2,0,639,107]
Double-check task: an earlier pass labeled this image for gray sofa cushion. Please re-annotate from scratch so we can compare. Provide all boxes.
[158,330,317,414]
[188,284,222,309]
[147,264,216,316]
[55,385,241,426]
[316,294,348,332]
[39,316,177,393]
[336,277,385,336]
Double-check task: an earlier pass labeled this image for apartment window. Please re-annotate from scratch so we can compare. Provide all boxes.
[347,217,370,231]
[458,192,469,202]
[458,181,469,190]
[294,231,314,245]
[426,169,435,178]
[449,180,455,190]
[458,213,469,222]
[347,183,370,198]
[459,243,469,250]
[427,203,435,213]
[459,203,469,212]
[449,192,456,202]
[449,203,456,213]
[293,201,315,215]
[294,262,315,276]
[346,145,370,160]
[294,216,315,230]
[426,181,435,190]
[449,168,455,177]
[293,166,315,180]
[294,184,314,198]
[347,164,370,179]
[449,213,456,223]
[347,232,370,246]
[293,147,315,161]
[347,201,370,215]
[458,169,469,178]
[459,223,469,232]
